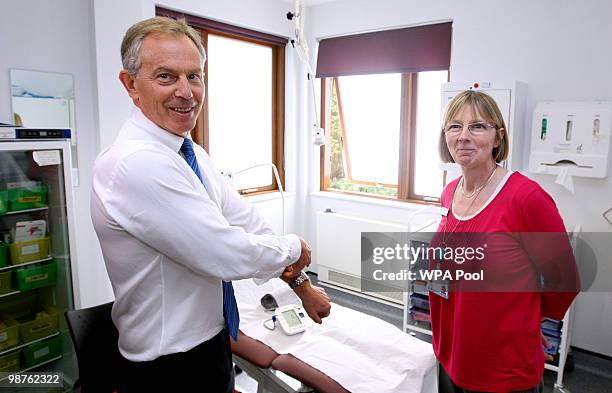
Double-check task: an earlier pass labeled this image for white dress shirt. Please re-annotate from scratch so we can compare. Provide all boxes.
[91,107,301,361]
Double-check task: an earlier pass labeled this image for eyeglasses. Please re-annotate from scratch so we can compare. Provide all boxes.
[443,122,497,135]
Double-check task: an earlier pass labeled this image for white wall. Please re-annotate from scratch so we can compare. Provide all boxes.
[305,0,612,355]
[0,0,110,309]
[247,193,298,236]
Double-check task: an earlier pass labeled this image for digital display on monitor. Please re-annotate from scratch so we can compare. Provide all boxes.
[281,309,301,327]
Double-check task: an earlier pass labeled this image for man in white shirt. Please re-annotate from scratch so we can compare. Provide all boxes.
[91,16,330,392]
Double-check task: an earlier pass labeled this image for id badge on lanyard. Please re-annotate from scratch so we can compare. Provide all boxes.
[428,249,450,300]
[427,278,449,299]
[428,207,450,299]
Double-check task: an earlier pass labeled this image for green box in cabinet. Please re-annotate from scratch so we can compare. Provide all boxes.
[0,270,12,295]
[14,261,57,291]
[0,351,20,372]
[13,261,57,291]
[22,335,61,368]
[7,183,47,211]
[9,237,50,265]
[0,189,7,214]
[0,317,19,351]
[0,242,8,267]
[16,307,59,343]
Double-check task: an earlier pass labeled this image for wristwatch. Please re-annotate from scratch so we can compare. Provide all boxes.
[288,271,309,289]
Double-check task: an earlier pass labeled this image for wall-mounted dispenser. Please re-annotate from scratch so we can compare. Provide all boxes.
[529,101,611,178]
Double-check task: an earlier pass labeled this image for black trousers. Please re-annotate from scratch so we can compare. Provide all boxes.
[439,364,543,393]
[118,329,234,393]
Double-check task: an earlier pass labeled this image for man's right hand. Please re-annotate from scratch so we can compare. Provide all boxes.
[282,238,311,280]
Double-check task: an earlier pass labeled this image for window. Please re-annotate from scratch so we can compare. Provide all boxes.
[156,8,287,194]
[413,71,450,198]
[325,74,401,197]
[207,35,273,191]
[321,71,448,201]
[317,22,452,202]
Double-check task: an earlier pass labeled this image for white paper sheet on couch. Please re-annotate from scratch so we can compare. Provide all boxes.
[233,278,437,393]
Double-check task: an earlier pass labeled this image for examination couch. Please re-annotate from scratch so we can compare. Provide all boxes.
[232,278,437,393]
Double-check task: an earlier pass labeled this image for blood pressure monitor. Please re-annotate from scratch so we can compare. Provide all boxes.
[275,305,307,335]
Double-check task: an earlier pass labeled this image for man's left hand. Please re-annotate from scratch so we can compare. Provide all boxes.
[294,282,331,324]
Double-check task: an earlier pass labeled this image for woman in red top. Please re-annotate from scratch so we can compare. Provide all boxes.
[431,90,579,392]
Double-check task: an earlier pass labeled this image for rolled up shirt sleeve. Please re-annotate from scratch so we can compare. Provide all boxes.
[202,148,302,281]
[101,148,301,281]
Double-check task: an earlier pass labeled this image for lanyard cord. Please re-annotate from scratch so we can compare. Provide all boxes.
[441,165,498,249]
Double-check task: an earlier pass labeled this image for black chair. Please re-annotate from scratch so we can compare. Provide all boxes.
[65,301,124,392]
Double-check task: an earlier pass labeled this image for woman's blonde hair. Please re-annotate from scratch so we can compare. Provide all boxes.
[438,90,509,163]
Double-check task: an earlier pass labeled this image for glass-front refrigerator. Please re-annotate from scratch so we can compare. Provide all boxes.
[0,139,78,391]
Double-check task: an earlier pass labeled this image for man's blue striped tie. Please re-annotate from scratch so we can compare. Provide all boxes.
[180,138,240,341]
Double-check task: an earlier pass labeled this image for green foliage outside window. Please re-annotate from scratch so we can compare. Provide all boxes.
[329,79,345,180]
[328,79,398,198]
[329,177,398,197]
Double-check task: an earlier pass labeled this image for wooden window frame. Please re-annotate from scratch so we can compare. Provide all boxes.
[320,72,446,204]
[156,7,286,194]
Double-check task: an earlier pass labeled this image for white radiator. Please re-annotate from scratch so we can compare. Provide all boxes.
[316,212,411,305]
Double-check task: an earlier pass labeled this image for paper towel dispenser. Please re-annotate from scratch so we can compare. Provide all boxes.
[529,101,611,178]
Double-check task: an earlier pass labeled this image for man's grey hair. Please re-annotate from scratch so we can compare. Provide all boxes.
[121,16,206,75]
